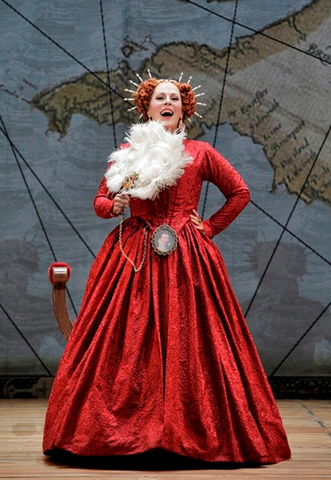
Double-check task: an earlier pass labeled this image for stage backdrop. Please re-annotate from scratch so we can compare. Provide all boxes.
[1,0,330,398]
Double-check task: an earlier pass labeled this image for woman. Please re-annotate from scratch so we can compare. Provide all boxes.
[43,75,291,464]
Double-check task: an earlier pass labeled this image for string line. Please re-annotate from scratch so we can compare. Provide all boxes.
[201,0,239,219]
[270,300,331,376]
[250,200,331,267]
[99,0,117,148]
[0,303,53,376]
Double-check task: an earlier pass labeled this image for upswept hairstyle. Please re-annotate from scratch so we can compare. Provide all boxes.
[132,78,196,121]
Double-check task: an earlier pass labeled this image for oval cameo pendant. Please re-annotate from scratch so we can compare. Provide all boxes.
[151,223,178,256]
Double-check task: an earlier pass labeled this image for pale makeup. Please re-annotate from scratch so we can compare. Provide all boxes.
[147,82,183,133]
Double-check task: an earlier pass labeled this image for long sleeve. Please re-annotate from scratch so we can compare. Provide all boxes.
[201,143,250,238]
[93,177,117,219]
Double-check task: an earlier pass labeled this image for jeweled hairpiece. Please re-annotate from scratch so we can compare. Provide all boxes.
[123,69,207,121]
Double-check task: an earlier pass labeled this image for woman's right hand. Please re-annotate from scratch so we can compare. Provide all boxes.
[112,193,130,215]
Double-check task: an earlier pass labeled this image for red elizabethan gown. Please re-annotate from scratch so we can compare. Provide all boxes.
[43,139,291,463]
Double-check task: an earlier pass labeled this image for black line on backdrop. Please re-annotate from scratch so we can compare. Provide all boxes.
[270,301,331,376]
[250,200,331,267]
[99,0,117,148]
[0,303,53,376]
[201,0,239,220]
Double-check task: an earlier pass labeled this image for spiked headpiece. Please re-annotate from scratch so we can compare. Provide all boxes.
[123,69,206,122]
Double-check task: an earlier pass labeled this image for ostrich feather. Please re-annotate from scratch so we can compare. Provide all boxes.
[105,121,193,200]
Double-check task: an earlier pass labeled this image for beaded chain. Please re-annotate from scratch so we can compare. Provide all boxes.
[118,215,149,272]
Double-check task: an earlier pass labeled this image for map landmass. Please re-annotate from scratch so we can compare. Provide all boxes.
[30,0,331,206]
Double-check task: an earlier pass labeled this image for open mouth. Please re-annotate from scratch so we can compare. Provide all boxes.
[161,110,173,117]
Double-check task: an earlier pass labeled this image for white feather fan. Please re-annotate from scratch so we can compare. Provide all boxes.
[105,121,193,200]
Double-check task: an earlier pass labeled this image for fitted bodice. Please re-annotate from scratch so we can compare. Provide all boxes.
[129,158,203,232]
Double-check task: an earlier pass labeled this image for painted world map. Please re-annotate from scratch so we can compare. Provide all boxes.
[1,0,330,382]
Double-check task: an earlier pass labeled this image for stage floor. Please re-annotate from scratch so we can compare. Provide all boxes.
[0,399,330,479]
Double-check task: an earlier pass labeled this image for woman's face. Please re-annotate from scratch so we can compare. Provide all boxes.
[147,82,182,132]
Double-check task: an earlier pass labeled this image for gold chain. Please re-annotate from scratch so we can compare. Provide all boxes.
[118,215,148,272]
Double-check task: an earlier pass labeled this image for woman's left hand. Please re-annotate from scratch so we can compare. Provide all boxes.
[190,209,205,232]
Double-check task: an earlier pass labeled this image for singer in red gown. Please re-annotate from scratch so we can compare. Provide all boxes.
[43,77,291,464]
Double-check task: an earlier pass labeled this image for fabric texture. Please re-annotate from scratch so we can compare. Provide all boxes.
[43,139,291,464]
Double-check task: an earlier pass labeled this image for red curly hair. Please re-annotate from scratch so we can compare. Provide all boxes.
[132,78,196,121]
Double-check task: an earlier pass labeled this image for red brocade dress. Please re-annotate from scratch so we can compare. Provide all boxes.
[43,139,291,464]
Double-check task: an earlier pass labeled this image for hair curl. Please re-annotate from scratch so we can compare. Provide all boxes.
[132,78,196,121]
